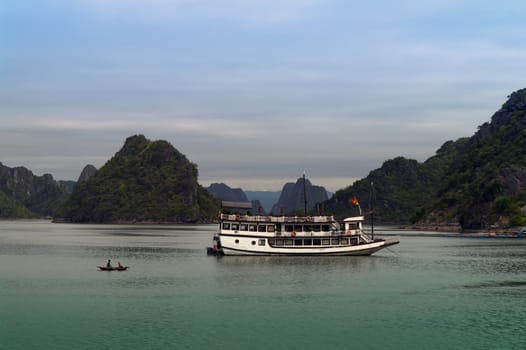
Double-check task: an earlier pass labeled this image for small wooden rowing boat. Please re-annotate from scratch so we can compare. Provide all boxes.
[98,266,129,271]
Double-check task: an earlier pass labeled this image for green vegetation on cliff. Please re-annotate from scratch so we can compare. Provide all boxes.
[0,162,68,218]
[428,89,526,229]
[0,190,35,218]
[324,88,526,230]
[323,138,467,223]
[56,135,219,223]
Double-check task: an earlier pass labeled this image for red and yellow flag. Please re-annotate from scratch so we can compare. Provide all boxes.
[351,197,359,206]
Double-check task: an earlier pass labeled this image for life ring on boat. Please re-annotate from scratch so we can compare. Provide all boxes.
[291,231,296,237]
[235,214,240,221]
[346,230,352,236]
[306,216,311,222]
[266,216,271,222]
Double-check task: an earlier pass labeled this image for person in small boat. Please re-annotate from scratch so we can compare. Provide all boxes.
[106,259,112,268]
[117,262,124,268]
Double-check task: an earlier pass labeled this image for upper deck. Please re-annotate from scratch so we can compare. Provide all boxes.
[218,213,366,238]
[218,201,364,237]
[219,213,336,224]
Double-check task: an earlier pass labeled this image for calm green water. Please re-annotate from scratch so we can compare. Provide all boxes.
[1,221,525,349]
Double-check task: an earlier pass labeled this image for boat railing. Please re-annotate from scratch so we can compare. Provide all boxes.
[219,214,335,223]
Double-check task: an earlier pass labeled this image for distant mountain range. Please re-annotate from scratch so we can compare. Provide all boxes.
[206,183,265,215]
[1,88,525,230]
[245,191,280,213]
[206,179,327,216]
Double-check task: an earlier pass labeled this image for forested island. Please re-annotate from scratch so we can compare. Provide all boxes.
[323,88,526,231]
[55,135,218,223]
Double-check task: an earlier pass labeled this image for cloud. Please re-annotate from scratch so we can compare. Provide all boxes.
[4,115,270,139]
[2,0,525,191]
[82,0,321,24]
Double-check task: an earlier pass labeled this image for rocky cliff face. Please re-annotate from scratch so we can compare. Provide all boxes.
[245,191,280,213]
[58,180,77,194]
[0,162,69,217]
[427,88,526,229]
[206,183,266,215]
[77,164,97,184]
[207,183,249,202]
[271,177,328,215]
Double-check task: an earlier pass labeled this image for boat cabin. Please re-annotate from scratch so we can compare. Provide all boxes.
[343,216,364,236]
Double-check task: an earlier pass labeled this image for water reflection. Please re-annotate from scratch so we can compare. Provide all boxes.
[214,254,394,271]
[463,280,526,289]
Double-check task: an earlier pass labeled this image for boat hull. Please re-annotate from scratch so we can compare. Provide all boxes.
[98,266,129,271]
[218,234,399,256]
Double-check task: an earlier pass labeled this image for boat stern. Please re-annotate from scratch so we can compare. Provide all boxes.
[207,233,224,256]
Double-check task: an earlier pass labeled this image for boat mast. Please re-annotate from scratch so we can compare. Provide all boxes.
[370,181,375,240]
[303,171,308,216]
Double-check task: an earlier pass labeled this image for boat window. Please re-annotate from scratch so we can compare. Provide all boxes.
[222,223,230,230]
[322,239,330,245]
[231,223,239,231]
[276,239,284,246]
[312,225,321,232]
[322,225,331,232]
[268,239,275,245]
[285,239,293,246]
[240,224,248,231]
[303,225,311,232]
[304,239,312,246]
[294,239,303,246]
[258,239,265,246]
[349,223,358,230]
[251,241,256,245]
[313,239,321,245]
[267,225,275,233]
[294,225,303,232]
[235,239,239,244]
[258,225,266,232]
[331,239,340,245]
[285,225,294,232]
[341,238,349,245]
[249,225,257,232]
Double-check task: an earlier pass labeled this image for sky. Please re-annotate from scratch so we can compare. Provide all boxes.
[1,0,525,191]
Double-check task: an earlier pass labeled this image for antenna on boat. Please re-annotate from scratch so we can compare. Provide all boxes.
[370,181,375,240]
[303,171,308,216]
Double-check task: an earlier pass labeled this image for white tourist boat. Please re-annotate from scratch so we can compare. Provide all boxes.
[209,201,399,256]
